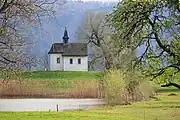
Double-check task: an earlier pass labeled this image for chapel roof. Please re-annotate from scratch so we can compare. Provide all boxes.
[48,43,88,56]
[48,27,87,56]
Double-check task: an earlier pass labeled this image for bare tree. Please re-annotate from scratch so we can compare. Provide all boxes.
[39,51,49,71]
[77,11,136,71]
[0,0,66,70]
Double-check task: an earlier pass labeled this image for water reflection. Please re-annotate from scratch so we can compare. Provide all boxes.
[0,99,104,112]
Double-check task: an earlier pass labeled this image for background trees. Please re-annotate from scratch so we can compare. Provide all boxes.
[109,0,180,88]
[0,0,66,70]
[77,11,136,71]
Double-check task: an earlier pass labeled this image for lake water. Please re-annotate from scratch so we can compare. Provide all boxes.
[0,99,104,112]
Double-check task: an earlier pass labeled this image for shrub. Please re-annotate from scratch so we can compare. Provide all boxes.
[103,69,154,105]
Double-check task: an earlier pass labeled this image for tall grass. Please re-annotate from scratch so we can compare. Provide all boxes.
[0,71,103,98]
[0,70,154,99]
[103,69,154,105]
[0,80,103,98]
[68,80,103,98]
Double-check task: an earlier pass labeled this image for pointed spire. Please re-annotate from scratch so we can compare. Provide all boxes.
[63,27,69,44]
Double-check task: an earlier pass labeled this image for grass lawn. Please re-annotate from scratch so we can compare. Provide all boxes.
[0,71,102,81]
[0,88,179,120]
[20,71,102,81]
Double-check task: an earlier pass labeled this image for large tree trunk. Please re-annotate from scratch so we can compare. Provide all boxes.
[161,82,180,89]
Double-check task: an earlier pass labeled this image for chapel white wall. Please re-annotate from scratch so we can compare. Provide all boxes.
[49,54,63,71]
[63,56,88,71]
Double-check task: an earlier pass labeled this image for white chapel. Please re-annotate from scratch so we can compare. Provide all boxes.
[48,28,88,71]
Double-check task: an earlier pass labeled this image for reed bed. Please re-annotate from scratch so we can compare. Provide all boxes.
[0,80,103,98]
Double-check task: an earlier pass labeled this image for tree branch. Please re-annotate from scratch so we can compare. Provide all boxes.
[161,82,180,89]
[149,18,178,59]
[0,0,14,13]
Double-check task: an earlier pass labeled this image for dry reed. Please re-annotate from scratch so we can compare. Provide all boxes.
[0,80,103,98]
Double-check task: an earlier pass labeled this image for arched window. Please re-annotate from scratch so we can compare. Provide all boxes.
[57,58,60,64]
[70,58,73,64]
[78,58,81,64]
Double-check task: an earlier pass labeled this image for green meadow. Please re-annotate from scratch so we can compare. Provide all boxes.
[21,71,101,81]
[0,71,101,81]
